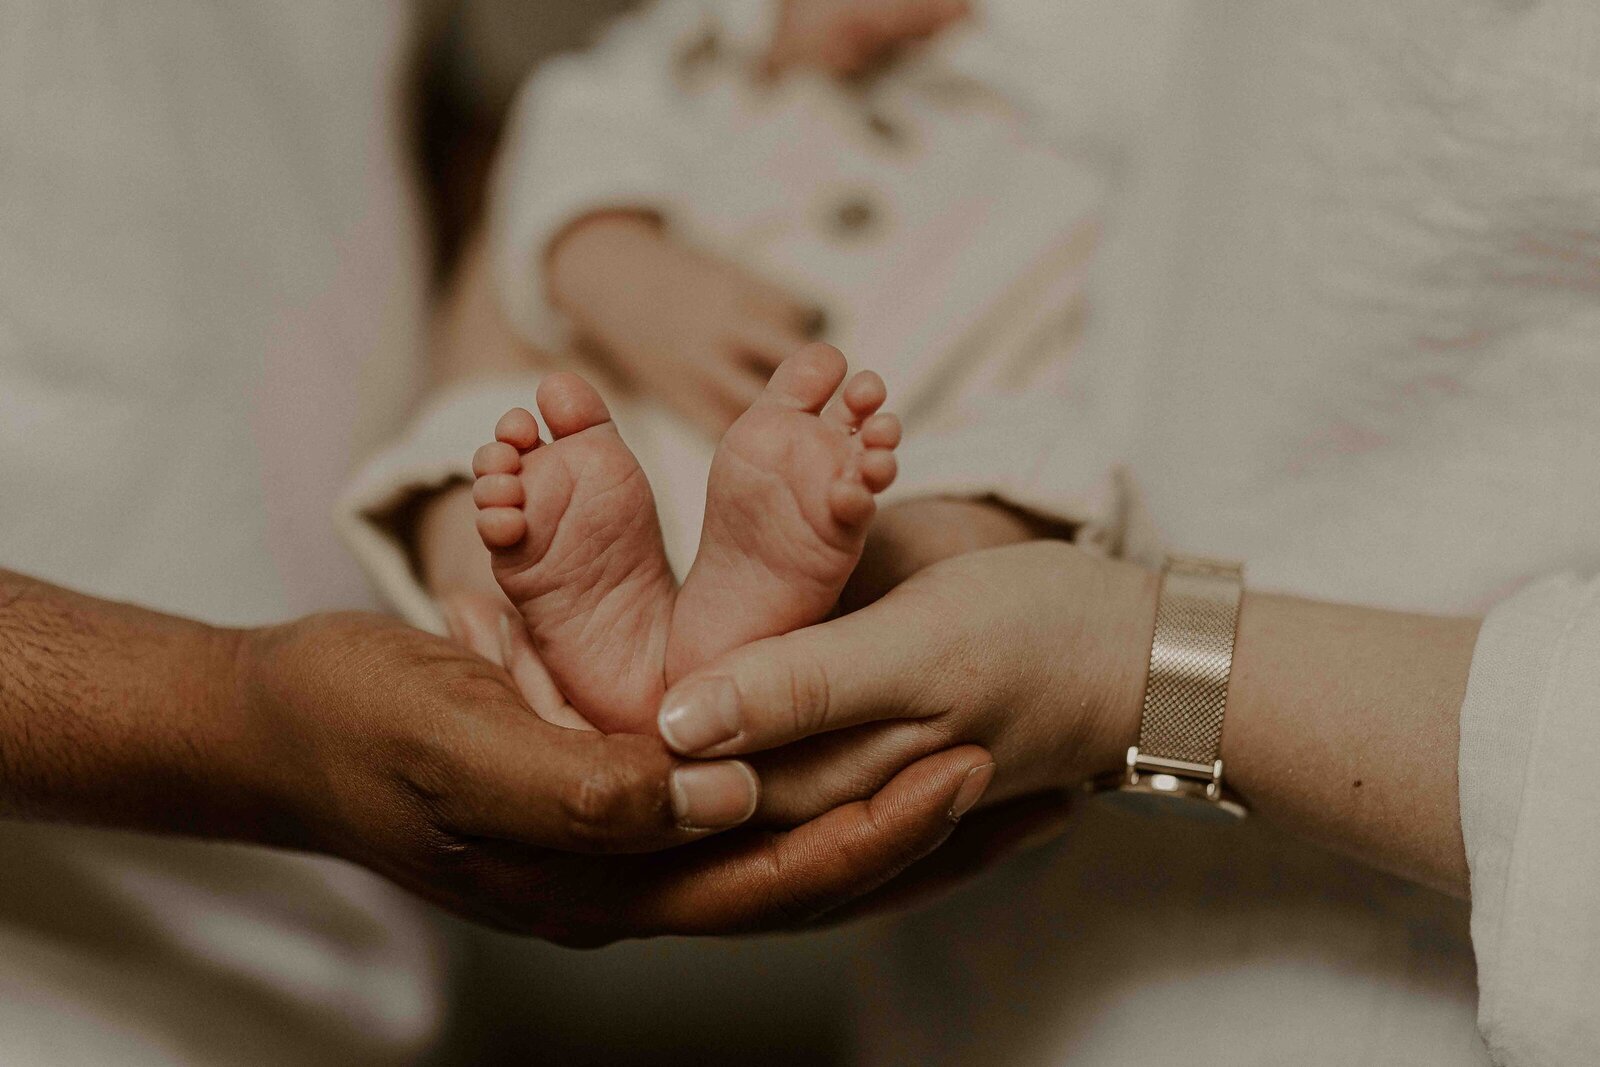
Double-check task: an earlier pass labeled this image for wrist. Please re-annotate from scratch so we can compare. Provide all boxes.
[224,621,337,852]
[844,496,1048,611]
[0,573,274,839]
[1041,551,1157,788]
[1086,559,1160,781]
[1220,591,1477,889]
[967,543,1154,796]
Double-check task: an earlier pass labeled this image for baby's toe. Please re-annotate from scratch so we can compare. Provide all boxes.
[476,507,527,550]
[495,408,543,452]
[858,449,898,493]
[473,441,521,477]
[859,412,901,450]
[824,371,887,430]
[828,479,876,527]
[537,372,613,439]
[763,342,848,414]
[472,473,525,510]
[843,371,886,418]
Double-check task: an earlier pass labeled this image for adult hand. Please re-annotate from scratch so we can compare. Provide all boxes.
[656,541,1155,810]
[235,610,997,944]
[547,214,823,437]
[656,533,1482,895]
[765,0,971,79]
[435,497,1059,825]
[840,494,1063,613]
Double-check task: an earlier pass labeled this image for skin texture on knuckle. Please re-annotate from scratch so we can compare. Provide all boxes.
[556,750,662,852]
[782,649,835,741]
[386,730,470,833]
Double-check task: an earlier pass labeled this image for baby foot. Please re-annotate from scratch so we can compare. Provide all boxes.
[665,342,901,682]
[472,373,676,733]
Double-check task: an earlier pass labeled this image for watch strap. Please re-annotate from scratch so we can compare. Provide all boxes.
[1136,555,1243,768]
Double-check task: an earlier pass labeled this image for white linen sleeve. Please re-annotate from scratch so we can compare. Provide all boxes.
[879,385,1132,556]
[1459,573,1600,1064]
[333,377,543,635]
[487,13,680,348]
[487,0,776,348]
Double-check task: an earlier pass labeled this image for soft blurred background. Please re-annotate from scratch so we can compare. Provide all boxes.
[413,4,864,1063]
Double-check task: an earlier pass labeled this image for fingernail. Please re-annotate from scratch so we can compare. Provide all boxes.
[671,761,759,830]
[658,677,741,755]
[948,762,996,821]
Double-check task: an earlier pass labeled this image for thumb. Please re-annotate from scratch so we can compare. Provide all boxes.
[656,585,958,758]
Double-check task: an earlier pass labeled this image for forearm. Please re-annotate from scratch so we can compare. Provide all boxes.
[544,210,664,325]
[0,570,267,840]
[1219,592,1478,896]
[841,495,1062,611]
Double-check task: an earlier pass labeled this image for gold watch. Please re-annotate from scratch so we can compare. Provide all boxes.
[1096,554,1249,819]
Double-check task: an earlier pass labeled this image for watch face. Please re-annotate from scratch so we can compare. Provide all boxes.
[1094,786,1248,823]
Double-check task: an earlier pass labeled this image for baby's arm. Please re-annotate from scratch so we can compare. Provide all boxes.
[492,3,822,437]
[547,215,823,437]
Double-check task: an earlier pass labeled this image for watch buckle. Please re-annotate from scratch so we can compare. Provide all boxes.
[1124,747,1224,801]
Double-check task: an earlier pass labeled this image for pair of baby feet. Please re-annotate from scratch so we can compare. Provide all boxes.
[470,342,902,737]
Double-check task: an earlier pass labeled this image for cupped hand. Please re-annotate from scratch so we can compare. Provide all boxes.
[548,214,823,437]
[656,541,1158,813]
[232,610,995,945]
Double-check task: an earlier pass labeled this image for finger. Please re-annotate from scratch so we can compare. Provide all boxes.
[495,611,596,731]
[657,580,958,757]
[450,717,757,854]
[820,790,1074,927]
[748,719,952,826]
[625,745,995,936]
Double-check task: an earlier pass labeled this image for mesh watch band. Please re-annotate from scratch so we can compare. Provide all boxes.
[1136,556,1244,767]
[1087,554,1248,816]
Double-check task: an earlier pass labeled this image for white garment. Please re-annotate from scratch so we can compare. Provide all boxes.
[340,1,1600,1064]
[863,3,1600,1064]
[343,0,1107,621]
[487,0,1103,424]
[0,4,442,1063]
